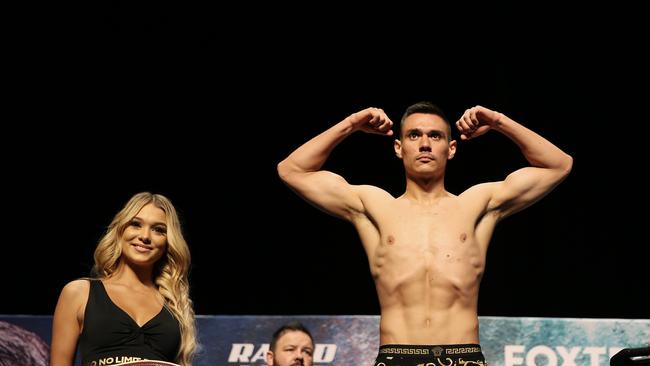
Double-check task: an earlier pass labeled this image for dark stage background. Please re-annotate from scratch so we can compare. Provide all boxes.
[3,5,647,320]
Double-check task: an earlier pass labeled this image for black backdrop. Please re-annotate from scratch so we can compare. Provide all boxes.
[3,4,647,320]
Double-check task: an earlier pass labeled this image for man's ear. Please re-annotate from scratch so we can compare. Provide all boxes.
[394,138,403,158]
[266,350,274,366]
[448,139,457,160]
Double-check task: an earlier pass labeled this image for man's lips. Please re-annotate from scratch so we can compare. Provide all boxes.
[417,155,435,161]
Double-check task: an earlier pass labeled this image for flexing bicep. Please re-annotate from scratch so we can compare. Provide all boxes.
[281,169,364,221]
[489,165,570,219]
[50,280,87,366]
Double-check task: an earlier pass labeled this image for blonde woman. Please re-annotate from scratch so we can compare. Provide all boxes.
[51,192,196,366]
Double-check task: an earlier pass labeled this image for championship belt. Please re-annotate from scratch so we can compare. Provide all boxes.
[117,361,181,366]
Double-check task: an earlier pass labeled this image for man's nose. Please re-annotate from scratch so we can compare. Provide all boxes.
[419,137,432,151]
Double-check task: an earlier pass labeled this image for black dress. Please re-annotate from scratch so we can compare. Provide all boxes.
[79,280,181,366]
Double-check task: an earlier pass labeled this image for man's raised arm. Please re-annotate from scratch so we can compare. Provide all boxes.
[456,105,573,218]
[277,107,393,220]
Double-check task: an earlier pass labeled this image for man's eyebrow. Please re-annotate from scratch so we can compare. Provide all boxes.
[405,128,446,135]
[427,129,447,136]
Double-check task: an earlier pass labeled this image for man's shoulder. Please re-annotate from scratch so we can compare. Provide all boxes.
[459,182,500,197]
[456,182,501,209]
[354,184,395,199]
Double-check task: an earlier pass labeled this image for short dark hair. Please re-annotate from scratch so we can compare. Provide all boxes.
[269,321,314,352]
[399,101,452,140]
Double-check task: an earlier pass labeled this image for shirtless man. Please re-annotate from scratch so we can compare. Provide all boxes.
[277,102,573,366]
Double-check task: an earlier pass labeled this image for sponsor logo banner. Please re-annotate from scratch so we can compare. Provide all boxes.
[2,315,648,366]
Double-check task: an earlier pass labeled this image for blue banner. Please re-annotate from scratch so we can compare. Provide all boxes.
[1,315,648,366]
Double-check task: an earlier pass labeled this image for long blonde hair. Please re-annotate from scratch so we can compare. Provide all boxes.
[92,192,196,365]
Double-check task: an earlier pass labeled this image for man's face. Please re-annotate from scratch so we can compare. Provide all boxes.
[395,113,456,177]
[266,330,314,366]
